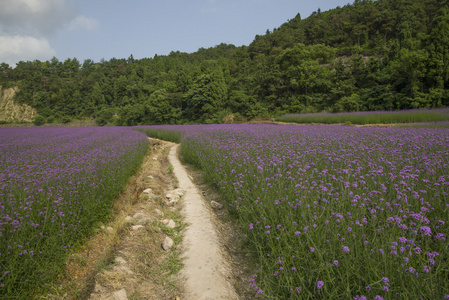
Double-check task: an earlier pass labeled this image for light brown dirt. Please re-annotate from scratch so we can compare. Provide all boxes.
[168,145,239,300]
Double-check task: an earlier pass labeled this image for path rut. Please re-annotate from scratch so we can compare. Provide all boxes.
[168,144,238,300]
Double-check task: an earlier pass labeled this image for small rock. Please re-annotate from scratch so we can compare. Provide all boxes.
[162,237,174,250]
[166,220,176,228]
[173,188,184,196]
[161,219,169,225]
[152,157,158,161]
[106,227,114,233]
[133,212,145,219]
[155,209,164,216]
[93,282,105,293]
[136,218,151,225]
[131,225,144,231]
[124,216,132,222]
[143,188,153,194]
[115,257,127,265]
[100,226,105,230]
[169,199,178,205]
[112,289,128,300]
[147,175,154,179]
[113,264,133,275]
[166,189,185,200]
[211,201,222,209]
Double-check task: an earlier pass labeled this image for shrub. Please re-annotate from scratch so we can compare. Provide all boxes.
[61,116,71,124]
[46,116,55,124]
[33,115,46,126]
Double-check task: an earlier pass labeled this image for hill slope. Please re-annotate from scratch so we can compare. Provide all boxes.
[0,0,448,125]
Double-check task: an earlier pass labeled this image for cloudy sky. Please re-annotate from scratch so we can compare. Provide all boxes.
[0,0,351,66]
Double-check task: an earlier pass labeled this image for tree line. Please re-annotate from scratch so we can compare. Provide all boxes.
[0,0,448,125]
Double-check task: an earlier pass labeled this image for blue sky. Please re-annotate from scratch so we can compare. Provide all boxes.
[0,0,352,66]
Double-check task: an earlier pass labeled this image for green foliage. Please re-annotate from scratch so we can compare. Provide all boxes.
[145,89,180,124]
[33,115,46,126]
[95,108,115,126]
[117,104,147,126]
[183,62,228,121]
[46,116,55,124]
[61,116,71,124]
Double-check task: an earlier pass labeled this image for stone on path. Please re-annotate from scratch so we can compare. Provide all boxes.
[136,218,151,225]
[131,225,143,231]
[166,220,176,228]
[166,188,184,200]
[142,188,152,194]
[162,237,174,250]
[210,201,222,209]
[112,289,128,300]
[133,212,145,219]
[115,257,127,265]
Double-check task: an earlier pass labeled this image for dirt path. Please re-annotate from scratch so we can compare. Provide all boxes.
[168,144,238,300]
[48,139,240,300]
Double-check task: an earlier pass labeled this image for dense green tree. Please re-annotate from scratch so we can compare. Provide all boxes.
[183,62,228,122]
[145,89,180,124]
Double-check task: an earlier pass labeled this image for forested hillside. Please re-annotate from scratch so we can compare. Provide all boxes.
[0,0,448,125]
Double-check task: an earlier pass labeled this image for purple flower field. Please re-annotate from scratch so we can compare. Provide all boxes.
[141,124,449,299]
[0,127,148,297]
[276,108,449,125]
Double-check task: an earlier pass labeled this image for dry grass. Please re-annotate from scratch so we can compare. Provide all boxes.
[43,139,183,300]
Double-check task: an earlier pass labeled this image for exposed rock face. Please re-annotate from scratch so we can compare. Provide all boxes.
[0,86,37,123]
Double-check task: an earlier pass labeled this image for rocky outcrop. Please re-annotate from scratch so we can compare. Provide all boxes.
[0,86,37,123]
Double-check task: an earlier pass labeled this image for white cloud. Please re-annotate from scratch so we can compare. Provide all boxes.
[0,35,56,66]
[0,0,75,36]
[67,15,99,31]
[0,0,99,65]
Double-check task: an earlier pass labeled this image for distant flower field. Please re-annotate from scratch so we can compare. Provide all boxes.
[275,108,449,125]
[140,124,449,299]
[0,127,148,297]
